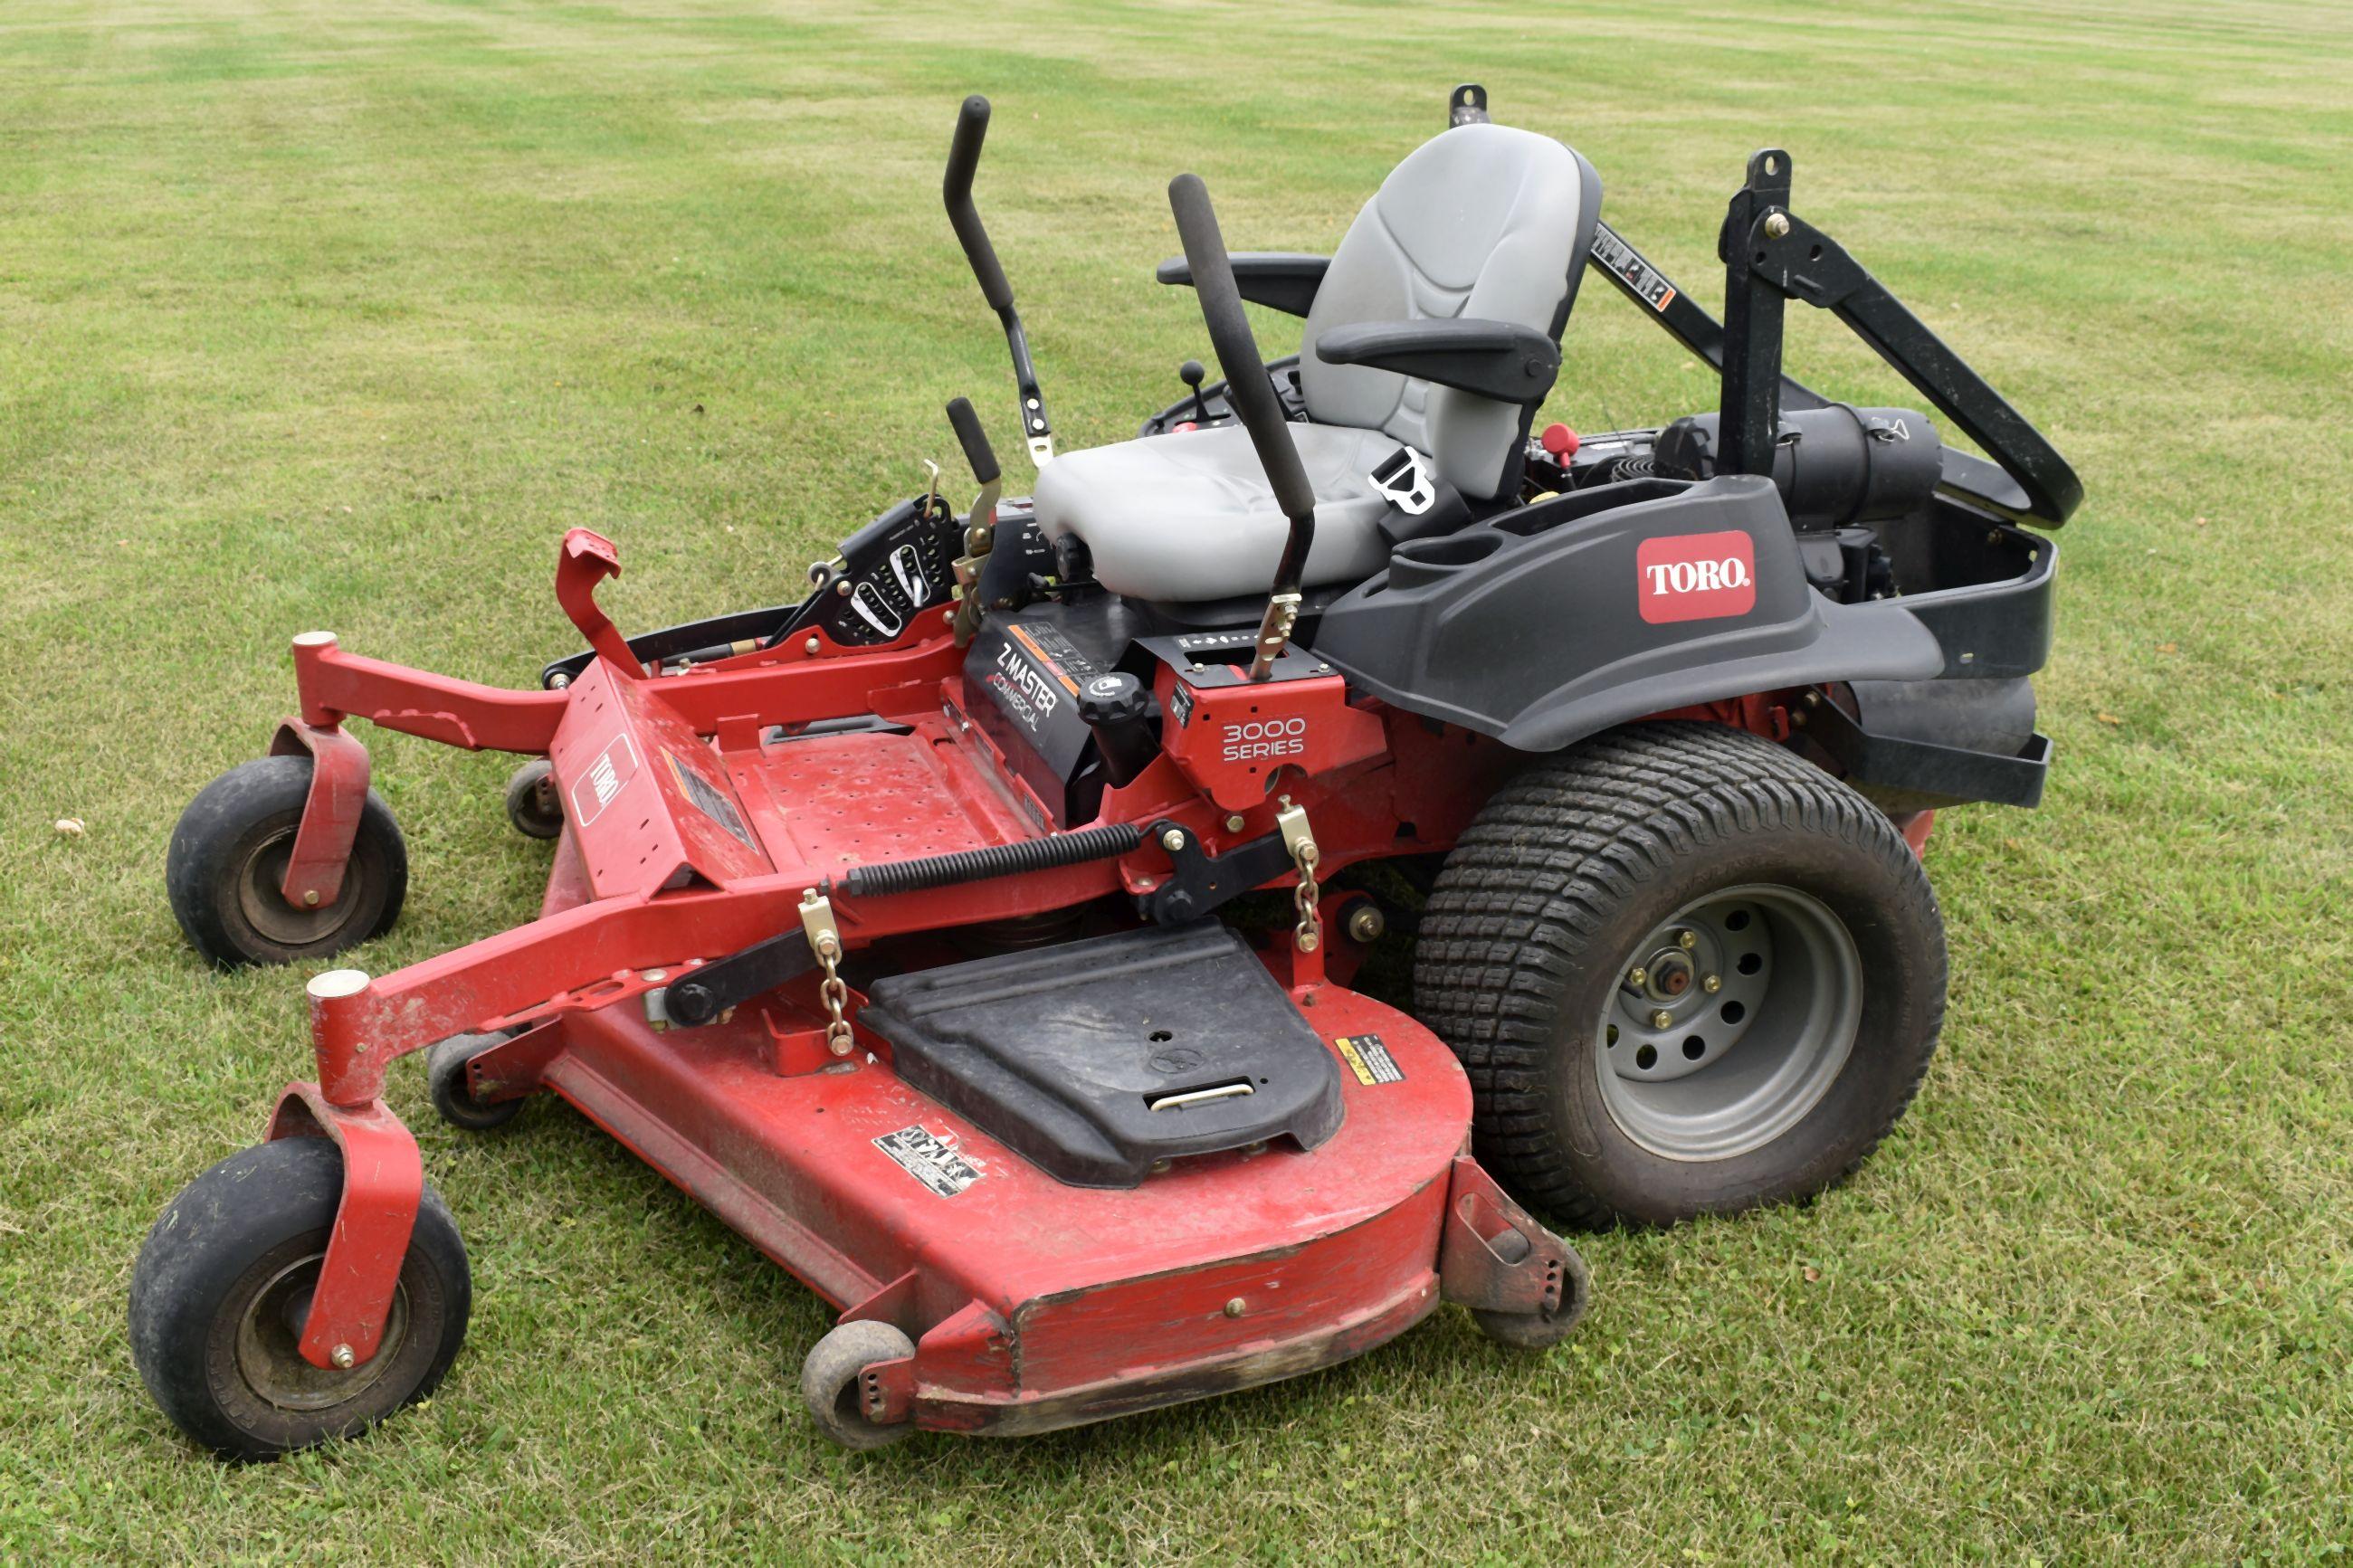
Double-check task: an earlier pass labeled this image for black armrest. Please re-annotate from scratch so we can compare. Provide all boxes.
[1156,252,1329,318]
[1313,318,1559,404]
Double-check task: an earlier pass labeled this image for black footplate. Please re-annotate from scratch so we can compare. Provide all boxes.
[859,924,1345,1188]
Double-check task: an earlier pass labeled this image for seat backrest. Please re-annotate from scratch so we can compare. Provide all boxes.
[1300,122,1599,500]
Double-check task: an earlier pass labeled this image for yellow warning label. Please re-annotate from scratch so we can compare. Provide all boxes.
[1332,1033,1405,1087]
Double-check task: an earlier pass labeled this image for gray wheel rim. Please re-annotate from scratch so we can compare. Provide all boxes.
[1592,884,1862,1163]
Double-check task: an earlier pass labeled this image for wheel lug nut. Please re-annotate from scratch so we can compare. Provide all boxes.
[1626,966,1648,989]
[1677,929,1697,950]
[1702,974,1721,993]
[1651,1009,1673,1030]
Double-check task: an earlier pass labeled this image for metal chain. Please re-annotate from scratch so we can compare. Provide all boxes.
[814,934,853,1056]
[800,888,855,1057]
[1291,839,1322,953]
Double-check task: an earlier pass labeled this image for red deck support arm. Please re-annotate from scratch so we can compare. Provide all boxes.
[292,632,572,755]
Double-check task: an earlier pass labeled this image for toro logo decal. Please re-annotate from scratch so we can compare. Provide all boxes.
[567,732,639,827]
[1636,530,1757,624]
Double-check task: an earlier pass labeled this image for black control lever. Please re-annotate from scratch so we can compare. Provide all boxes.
[944,96,1053,468]
[1168,172,1316,681]
[945,396,1003,646]
[946,394,1000,488]
[1178,359,1206,423]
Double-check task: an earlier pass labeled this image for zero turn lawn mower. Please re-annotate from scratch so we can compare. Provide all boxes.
[132,84,2080,1457]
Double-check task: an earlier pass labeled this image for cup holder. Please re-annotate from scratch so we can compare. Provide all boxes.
[1387,529,1505,590]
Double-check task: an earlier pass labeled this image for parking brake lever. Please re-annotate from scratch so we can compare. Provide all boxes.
[947,396,1002,647]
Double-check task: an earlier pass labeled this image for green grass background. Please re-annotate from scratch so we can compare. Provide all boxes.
[2,1,2348,1561]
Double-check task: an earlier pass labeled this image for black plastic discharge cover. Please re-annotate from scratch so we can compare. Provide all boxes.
[858,924,1345,1189]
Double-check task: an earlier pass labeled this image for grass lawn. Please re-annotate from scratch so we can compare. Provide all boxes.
[3,0,2350,1560]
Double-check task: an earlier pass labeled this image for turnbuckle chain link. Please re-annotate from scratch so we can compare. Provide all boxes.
[799,889,855,1056]
[1276,796,1321,954]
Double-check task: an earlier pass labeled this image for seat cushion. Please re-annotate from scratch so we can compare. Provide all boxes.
[1034,422,1405,602]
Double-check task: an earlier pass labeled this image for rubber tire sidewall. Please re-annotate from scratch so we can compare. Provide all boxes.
[167,755,406,969]
[129,1138,470,1460]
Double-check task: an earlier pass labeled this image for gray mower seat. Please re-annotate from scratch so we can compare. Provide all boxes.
[1033,422,1406,598]
[1037,120,1598,603]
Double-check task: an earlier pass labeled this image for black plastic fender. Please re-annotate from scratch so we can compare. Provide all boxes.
[1310,475,1966,751]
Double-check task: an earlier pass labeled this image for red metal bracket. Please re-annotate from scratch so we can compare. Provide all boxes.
[462,1017,567,1104]
[270,713,372,910]
[860,1355,917,1426]
[1155,667,1388,814]
[1436,1155,1576,1319]
[265,1080,423,1372]
[1895,808,1935,858]
[556,528,642,678]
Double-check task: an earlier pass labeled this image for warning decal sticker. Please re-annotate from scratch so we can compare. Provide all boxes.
[1008,622,1093,691]
[1591,223,1678,314]
[1332,1033,1405,1087]
[873,1126,983,1197]
[663,749,757,851]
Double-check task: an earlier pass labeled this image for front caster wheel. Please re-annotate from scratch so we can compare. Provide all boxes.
[426,1033,525,1131]
[1472,1265,1593,1351]
[129,1138,470,1460]
[1467,1227,1592,1350]
[1416,721,1947,1230]
[167,756,406,968]
[503,758,564,840]
[799,1320,916,1450]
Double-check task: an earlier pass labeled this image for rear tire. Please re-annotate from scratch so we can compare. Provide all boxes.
[128,1138,470,1460]
[1415,722,1946,1230]
[167,757,405,969]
